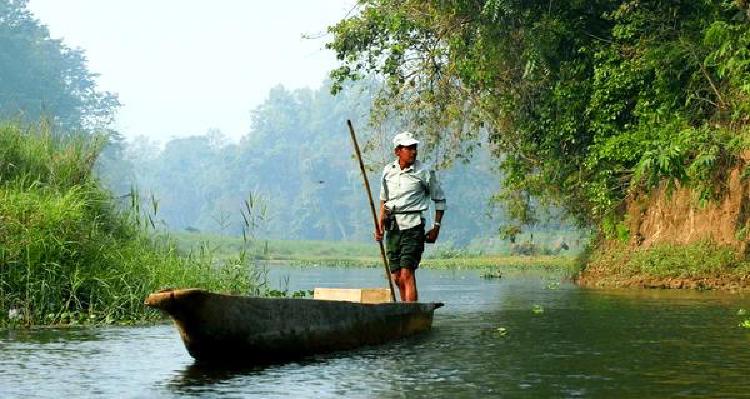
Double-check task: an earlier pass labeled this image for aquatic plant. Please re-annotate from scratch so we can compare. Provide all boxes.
[480,271,502,279]
[532,305,545,315]
[267,289,314,298]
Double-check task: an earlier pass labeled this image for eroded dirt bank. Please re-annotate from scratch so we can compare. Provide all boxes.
[578,155,750,290]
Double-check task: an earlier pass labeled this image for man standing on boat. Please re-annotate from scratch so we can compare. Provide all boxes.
[374,131,446,302]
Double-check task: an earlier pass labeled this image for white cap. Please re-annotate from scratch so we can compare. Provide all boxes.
[393,131,420,148]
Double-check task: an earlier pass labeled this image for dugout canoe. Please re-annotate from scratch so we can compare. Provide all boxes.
[144,288,442,364]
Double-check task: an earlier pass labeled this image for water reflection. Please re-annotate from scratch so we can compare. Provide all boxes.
[1,326,101,344]
[169,357,327,389]
[169,362,269,392]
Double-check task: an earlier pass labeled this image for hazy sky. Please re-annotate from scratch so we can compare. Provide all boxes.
[28,1,354,142]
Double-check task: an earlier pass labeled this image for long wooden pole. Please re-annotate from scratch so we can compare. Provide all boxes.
[347,120,397,303]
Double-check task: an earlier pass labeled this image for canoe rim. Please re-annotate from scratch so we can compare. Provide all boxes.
[144,288,444,309]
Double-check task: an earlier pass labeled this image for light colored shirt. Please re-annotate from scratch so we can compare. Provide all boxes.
[379,159,446,229]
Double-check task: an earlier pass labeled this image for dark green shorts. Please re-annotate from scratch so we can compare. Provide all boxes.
[386,222,425,273]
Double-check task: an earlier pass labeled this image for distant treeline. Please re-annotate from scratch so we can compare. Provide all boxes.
[101,82,533,245]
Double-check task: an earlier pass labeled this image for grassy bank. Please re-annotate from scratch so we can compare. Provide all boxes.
[171,232,380,264]
[579,240,750,290]
[0,122,263,328]
[172,232,578,275]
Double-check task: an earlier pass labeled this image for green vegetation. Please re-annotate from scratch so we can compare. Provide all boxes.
[422,255,576,272]
[0,122,263,327]
[327,0,750,236]
[172,231,379,262]
[586,240,750,282]
[170,231,578,289]
[626,241,750,279]
[172,230,578,271]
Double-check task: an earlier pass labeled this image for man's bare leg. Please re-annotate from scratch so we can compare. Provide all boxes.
[391,271,406,301]
[400,268,418,302]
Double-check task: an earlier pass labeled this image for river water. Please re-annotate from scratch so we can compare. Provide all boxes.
[2,266,750,398]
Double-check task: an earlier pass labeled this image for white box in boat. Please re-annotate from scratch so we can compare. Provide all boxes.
[313,288,392,304]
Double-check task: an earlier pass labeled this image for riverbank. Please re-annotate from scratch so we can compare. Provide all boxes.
[271,254,575,268]
[577,240,750,292]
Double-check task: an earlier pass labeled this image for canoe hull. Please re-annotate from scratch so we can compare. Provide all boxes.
[145,289,441,364]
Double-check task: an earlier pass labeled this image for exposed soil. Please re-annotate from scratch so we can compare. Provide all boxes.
[579,153,750,290]
[626,157,750,253]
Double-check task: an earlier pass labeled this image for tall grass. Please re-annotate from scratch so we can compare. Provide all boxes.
[0,121,263,327]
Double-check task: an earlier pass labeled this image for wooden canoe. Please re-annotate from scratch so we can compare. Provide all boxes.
[144,288,442,364]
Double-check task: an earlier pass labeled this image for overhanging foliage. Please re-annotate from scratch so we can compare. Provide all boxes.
[327,0,750,232]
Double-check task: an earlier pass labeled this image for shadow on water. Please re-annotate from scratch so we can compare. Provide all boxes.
[167,356,334,396]
[170,362,274,387]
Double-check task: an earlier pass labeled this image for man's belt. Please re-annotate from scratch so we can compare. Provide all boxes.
[389,210,423,215]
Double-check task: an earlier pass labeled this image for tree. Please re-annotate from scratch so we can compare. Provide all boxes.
[0,0,119,129]
[122,80,505,244]
[327,0,750,235]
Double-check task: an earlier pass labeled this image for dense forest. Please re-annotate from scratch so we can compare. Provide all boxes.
[327,0,750,239]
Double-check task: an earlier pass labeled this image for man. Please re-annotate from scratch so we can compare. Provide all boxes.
[374,131,446,302]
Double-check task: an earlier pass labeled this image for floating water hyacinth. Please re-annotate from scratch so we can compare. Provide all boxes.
[532,305,544,315]
[737,308,747,316]
[739,319,750,329]
[481,271,502,279]
[496,327,508,337]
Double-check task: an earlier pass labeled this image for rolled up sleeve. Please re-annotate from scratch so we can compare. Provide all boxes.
[429,170,446,211]
[379,170,388,202]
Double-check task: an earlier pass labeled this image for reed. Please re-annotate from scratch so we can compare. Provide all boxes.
[0,121,263,327]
